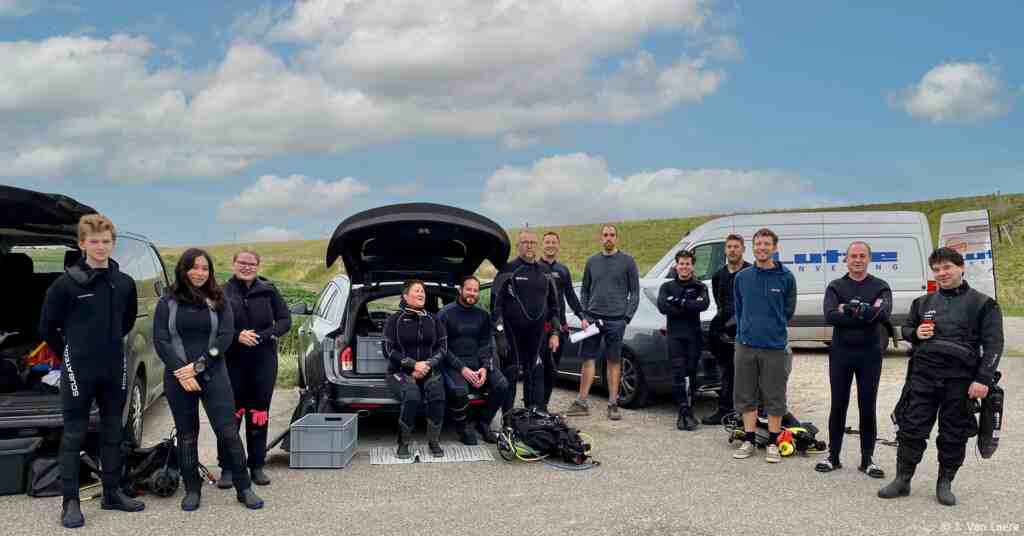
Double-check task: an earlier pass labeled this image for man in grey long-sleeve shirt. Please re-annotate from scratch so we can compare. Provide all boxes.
[564,224,640,421]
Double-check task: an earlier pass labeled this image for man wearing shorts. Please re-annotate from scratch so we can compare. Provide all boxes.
[732,228,796,463]
[564,225,640,421]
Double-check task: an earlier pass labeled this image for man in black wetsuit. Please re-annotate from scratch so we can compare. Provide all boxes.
[815,241,892,478]
[39,214,145,528]
[878,247,1003,506]
[702,234,751,425]
[492,230,561,412]
[657,250,710,431]
[438,276,510,444]
[538,231,585,413]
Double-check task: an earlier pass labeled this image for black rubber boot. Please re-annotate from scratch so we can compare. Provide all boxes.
[396,422,414,459]
[100,489,145,512]
[454,419,478,445]
[676,406,688,430]
[427,420,445,457]
[475,421,497,444]
[936,467,957,506]
[216,468,233,489]
[181,491,201,512]
[61,497,85,528]
[250,467,271,486]
[237,488,264,510]
[878,464,914,499]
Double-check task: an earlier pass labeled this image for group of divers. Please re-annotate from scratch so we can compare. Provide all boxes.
[40,215,1003,528]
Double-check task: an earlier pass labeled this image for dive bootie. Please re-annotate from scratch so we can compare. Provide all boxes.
[396,422,414,459]
[878,473,913,499]
[237,488,264,510]
[181,491,201,512]
[61,498,85,528]
[216,468,233,489]
[475,421,498,444]
[251,467,271,486]
[936,467,957,506]
[427,420,445,457]
[455,420,478,445]
[100,489,145,512]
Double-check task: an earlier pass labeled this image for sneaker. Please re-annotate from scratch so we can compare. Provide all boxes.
[607,404,621,421]
[564,400,590,417]
[733,441,755,459]
[765,444,782,463]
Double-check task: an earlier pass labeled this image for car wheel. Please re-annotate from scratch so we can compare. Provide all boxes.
[616,348,652,409]
[124,373,145,446]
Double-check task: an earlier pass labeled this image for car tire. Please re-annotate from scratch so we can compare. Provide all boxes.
[616,348,652,409]
[124,372,145,446]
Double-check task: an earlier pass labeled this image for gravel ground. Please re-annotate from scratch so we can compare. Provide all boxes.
[2,331,1021,536]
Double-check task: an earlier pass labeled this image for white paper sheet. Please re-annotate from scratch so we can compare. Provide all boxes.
[569,324,600,344]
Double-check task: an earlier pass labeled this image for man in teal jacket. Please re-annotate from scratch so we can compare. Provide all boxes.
[731,228,797,463]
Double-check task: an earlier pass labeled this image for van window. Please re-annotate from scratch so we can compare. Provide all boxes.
[114,237,161,284]
[690,242,725,281]
[9,245,72,273]
[313,285,338,318]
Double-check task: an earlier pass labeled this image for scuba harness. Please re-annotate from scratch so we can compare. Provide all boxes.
[497,408,597,468]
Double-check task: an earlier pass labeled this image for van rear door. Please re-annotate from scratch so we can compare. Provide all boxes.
[938,210,996,299]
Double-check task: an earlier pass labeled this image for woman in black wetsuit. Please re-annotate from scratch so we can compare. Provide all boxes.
[383,279,449,459]
[153,248,264,512]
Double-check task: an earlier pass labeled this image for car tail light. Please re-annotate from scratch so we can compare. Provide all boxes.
[349,403,380,410]
[927,280,938,293]
[659,327,668,337]
[339,346,353,372]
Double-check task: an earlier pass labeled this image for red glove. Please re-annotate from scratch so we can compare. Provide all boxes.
[234,407,246,419]
[251,410,269,427]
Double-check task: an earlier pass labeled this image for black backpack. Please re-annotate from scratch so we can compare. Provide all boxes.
[502,408,592,465]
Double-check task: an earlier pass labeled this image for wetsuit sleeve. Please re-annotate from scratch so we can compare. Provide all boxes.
[685,282,710,312]
[975,299,1004,386]
[39,278,70,357]
[437,309,465,371]
[427,316,448,370]
[657,282,682,316]
[152,299,187,370]
[382,313,408,371]
[211,301,235,358]
[865,286,893,324]
[625,257,640,322]
[901,297,922,344]
[562,268,585,319]
[824,282,858,327]
[478,311,494,370]
[490,266,512,327]
[784,272,797,321]
[259,287,293,341]
[545,273,562,332]
[123,278,138,336]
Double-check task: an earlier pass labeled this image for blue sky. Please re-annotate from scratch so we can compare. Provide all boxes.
[1,1,1021,245]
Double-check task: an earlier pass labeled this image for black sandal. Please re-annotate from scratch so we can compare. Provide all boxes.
[815,459,841,472]
[859,463,885,479]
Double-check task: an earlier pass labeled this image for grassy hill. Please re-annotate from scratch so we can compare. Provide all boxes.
[161,192,1024,315]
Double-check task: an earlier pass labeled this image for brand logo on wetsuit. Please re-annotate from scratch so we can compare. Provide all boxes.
[64,346,80,398]
[773,250,900,273]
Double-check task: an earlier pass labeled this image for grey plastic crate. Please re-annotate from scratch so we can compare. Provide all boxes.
[356,336,388,374]
[289,413,358,469]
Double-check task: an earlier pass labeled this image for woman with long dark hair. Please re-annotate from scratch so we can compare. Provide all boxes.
[383,280,449,458]
[215,248,291,488]
[153,248,264,512]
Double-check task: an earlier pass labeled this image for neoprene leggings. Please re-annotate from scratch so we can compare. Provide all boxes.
[827,346,882,465]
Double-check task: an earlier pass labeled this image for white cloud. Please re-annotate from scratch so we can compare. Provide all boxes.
[481,153,835,225]
[0,1,736,182]
[385,178,425,196]
[218,174,369,224]
[239,226,302,242]
[901,62,1009,123]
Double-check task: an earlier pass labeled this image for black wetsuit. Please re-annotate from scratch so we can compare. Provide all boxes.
[39,258,137,500]
[895,281,1003,478]
[437,302,509,428]
[217,276,291,471]
[539,258,584,409]
[823,273,892,466]
[492,257,559,411]
[382,305,449,430]
[657,276,710,411]
[708,262,750,414]
[153,297,252,494]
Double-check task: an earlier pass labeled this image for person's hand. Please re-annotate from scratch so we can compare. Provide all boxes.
[916,323,934,340]
[494,330,509,359]
[581,319,590,330]
[549,334,559,352]
[239,330,260,347]
[474,368,488,389]
[179,376,201,392]
[174,363,197,381]
[414,361,430,376]
[462,367,479,384]
[837,304,845,314]
[412,369,424,380]
[968,382,989,400]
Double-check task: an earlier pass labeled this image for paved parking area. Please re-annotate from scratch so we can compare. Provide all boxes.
[3,344,1022,536]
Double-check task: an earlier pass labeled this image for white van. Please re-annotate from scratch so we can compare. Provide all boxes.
[643,211,951,345]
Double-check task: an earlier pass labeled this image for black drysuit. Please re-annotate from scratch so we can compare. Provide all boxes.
[382,305,449,430]
[657,276,710,411]
[540,258,584,409]
[708,262,750,414]
[217,276,291,470]
[153,297,252,494]
[437,302,509,428]
[39,258,137,499]
[491,257,560,411]
[823,273,892,466]
[895,281,1003,476]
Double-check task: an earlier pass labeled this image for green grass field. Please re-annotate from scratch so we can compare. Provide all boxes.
[160,192,1024,387]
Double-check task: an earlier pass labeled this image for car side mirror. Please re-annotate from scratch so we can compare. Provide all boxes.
[290,303,312,315]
